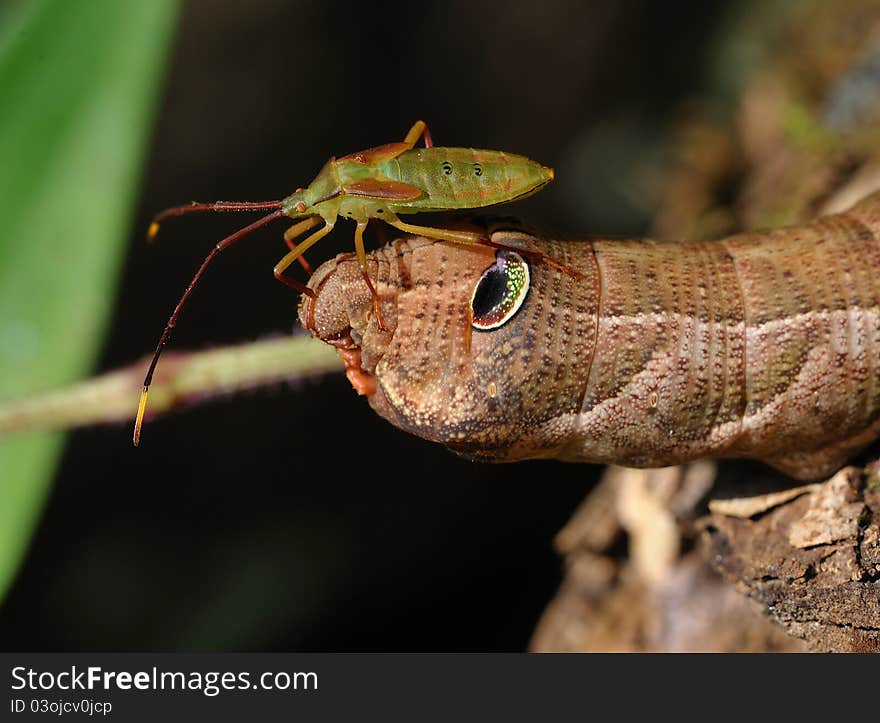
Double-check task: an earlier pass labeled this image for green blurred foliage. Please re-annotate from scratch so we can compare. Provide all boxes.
[0,0,177,602]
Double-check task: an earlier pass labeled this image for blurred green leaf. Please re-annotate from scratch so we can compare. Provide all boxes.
[0,0,178,602]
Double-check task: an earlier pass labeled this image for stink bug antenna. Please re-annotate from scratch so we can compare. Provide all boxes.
[133,208,285,446]
[146,200,286,241]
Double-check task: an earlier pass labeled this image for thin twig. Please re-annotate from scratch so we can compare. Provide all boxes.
[0,335,341,438]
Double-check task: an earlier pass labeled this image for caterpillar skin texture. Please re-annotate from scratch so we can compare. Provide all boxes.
[299,193,880,480]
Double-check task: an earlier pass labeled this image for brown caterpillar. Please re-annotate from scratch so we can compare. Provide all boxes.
[299,192,880,480]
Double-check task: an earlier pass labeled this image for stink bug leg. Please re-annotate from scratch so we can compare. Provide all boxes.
[382,212,488,245]
[273,221,336,290]
[282,216,323,274]
[353,221,388,331]
[403,119,434,148]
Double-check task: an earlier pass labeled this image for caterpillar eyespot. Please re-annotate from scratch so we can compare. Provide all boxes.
[470,251,530,330]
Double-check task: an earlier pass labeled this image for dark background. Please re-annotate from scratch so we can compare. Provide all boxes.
[0,0,733,651]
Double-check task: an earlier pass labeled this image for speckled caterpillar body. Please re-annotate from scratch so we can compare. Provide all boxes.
[300,192,880,480]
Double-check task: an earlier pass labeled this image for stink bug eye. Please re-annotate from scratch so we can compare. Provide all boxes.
[470,251,530,330]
